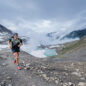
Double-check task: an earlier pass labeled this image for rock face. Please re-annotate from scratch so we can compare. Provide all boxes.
[0,24,13,43]
[47,32,60,39]
[0,24,12,33]
[47,28,86,42]
[62,28,86,39]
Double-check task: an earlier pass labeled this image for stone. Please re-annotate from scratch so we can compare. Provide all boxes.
[42,74,49,81]
[80,77,85,80]
[24,66,30,70]
[69,82,74,86]
[54,77,58,80]
[75,69,80,72]
[1,80,6,86]
[2,72,6,75]
[22,61,25,64]
[2,63,7,66]
[49,77,55,81]
[26,63,30,66]
[63,83,68,86]
[40,71,43,74]
[78,82,86,86]
[59,79,63,83]
[6,76,12,80]
[32,85,36,86]
[14,72,17,75]
[71,72,81,77]
[55,80,59,85]
[8,84,12,86]
[71,63,74,66]
[63,72,68,76]
[41,66,47,69]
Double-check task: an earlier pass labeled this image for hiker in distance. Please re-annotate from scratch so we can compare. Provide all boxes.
[8,33,23,70]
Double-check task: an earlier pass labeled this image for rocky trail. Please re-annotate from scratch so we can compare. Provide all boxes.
[0,49,86,86]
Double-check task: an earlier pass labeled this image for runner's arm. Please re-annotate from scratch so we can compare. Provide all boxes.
[8,39,12,48]
[18,39,23,47]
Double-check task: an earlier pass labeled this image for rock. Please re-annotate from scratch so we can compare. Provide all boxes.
[63,82,74,86]
[63,72,68,76]
[8,84,12,86]
[69,82,74,86]
[22,61,25,64]
[24,67,30,70]
[63,83,68,86]
[41,66,47,69]
[80,77,85,80]
[42,74,49,81]
[2,72,6,75]
[78,82,86,86]
[55,80,59,85]
[28,76,32,79]
[32,85,36,86]
[54,77,58,80]
[40,71,43,74]
[24,65,31,70]
[14,72,17,75]
[71,63,74,66]
[75,69,80,72]
[2,63,7,66]
[49,77,55,81]
[59,79,63,83]
[26,63,31,66]
[71,72,81,77]
[37,70,40,73]
[0,80,6,86]
[6,76,12,80]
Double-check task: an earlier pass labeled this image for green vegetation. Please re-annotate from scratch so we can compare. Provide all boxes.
[51,36,86,58]
[59,37,86,55]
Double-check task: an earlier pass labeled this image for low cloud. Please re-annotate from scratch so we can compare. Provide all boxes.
[1,10,86,36]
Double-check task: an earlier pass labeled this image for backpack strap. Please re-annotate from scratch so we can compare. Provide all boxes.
[18,38,21,43]
[11,38,20,43]
[11,38,14,43]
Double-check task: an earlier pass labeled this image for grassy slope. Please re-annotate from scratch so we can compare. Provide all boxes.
[53,36,86,58]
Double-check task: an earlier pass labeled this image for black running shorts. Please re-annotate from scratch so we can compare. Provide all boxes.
[11,47,20,53]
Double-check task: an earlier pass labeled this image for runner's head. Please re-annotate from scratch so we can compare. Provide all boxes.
[13,33,18,39]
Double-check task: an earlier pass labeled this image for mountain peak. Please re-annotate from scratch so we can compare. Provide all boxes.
[0,24,12,34]
[0,24,13,43]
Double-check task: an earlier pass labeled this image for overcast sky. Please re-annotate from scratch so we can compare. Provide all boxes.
[0,0,86,33]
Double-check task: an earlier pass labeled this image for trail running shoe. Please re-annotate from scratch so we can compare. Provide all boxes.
[14,60,16,64]
[17,66,21,70]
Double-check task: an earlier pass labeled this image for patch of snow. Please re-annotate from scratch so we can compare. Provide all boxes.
[49,45,60,48]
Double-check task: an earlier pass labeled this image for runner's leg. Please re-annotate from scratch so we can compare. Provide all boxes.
[13,52,20,65]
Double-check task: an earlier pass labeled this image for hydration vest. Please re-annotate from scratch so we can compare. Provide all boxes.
[11,38,21,47]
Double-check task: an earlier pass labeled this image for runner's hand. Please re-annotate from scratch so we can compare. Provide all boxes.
[10,46,12,48]
[18,45,21,47]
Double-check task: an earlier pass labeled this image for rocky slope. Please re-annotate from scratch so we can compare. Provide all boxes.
[0,49,86,86]
[62,28,86,39]
[0,24,13,44]
[0,25,86,86]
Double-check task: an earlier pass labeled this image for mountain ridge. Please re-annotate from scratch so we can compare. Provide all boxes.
[0,24,13,43]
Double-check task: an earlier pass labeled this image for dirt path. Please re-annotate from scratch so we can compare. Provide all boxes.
[0,50,56,86]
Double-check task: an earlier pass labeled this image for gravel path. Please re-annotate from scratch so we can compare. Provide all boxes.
[0,49,86,86]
